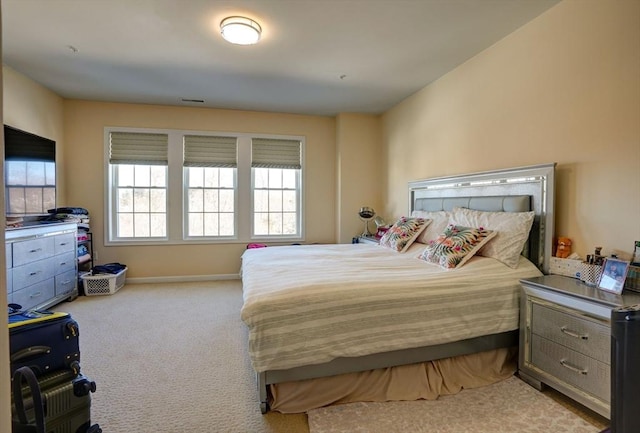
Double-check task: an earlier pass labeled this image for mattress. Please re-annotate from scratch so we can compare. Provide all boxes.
[240,243,543,373]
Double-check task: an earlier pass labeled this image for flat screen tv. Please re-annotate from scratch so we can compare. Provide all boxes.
[4,125,56,216]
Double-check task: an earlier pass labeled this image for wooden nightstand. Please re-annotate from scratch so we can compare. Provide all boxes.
[519,275,640,419]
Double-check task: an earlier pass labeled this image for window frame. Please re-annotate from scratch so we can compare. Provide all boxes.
[182,166,238,241]
[104,127,305,246]
[250,167,302,240]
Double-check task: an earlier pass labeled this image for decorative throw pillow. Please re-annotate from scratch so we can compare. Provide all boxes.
[418,224,496,269]
[450,207,535,268]
[379,217,430,253]
[411,210,451,245]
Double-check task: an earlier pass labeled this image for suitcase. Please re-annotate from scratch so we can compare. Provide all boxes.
[12,366,101,433]
[9,308,81,377]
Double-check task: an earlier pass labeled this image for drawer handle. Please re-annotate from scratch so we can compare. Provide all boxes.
[60,262,67,266]
[30,291,42,298]
[61,280,72,285]
[560,326,588,340]
[29,248,43,253]
[560,359,588,375]
[29,271,41,276]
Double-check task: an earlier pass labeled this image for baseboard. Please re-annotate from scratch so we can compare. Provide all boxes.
[125,273,241,284]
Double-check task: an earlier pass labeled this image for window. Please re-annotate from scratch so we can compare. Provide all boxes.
[106,128,304,244]
[108,132,168,240]
[251,138,302,237]
[183,135,237,238]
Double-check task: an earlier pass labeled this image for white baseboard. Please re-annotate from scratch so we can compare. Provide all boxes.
[125,273,241,284]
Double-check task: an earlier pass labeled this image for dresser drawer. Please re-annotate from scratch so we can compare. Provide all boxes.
[53,251,76,275]
[54,232,76,254]
[532,302,610,364]
[6,268,13,294]
[12,279,56,311]
[12,236,55,266]
[531,335,610,403]
[12,258,56,291]
[55,270,77,296]
[6,243,12,268]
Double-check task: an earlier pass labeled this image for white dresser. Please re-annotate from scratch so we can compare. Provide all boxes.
[6,222,78,310]
[519,275,640,419]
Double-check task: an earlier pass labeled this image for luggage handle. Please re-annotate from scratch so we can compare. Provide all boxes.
[10,346,51,363]
[12,366,46,433]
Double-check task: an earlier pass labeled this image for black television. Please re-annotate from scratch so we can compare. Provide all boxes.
[4,125,56,216]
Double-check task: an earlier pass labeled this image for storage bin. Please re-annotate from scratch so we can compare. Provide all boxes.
[579,263,603,287]
[81,268,127,296]
[549,257,582,278]
[624,265,640,293]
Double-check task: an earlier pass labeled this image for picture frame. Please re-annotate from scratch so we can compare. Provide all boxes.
[598,258,630,294]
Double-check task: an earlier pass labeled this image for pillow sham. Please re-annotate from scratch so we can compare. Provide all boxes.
[379,217,430,253]
[451,207,535,268]
[418,224,496,269]
[411,210,451,245]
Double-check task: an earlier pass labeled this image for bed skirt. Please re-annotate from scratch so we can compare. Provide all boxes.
[269,347,517,413]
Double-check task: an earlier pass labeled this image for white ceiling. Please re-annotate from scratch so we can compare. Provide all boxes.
[2,0,560,116]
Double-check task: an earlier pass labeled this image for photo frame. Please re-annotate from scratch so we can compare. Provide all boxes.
[598,258,630,294]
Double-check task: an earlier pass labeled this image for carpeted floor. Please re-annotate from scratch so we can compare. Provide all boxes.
[63,280,308,433]
[60,280,607,433]
[307,376,601,433]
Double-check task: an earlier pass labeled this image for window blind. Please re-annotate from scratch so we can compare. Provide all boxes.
[251,138,301,169]
[109,132,168,165]
[183,135,237,167]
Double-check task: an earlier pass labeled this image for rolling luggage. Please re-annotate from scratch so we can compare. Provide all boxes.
[8,307,81,377]
[12,366,101,433]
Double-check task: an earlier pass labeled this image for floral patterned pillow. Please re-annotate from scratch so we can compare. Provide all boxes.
[379,217,430,253]
[418,224,496,269]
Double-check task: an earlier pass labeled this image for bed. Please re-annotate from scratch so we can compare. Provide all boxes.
[241,163,556,413]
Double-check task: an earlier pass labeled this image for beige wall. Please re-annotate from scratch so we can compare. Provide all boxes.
[3,66,67,204]
[336,113,382,243]
[63,100,336,278]
[381,0,640,260]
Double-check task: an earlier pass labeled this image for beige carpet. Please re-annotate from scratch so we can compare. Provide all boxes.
[308,376,600,433]
[59,280,605,433]
[61,280,308,433]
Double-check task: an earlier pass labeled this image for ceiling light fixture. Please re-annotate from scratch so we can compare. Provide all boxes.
[220,16,262,45]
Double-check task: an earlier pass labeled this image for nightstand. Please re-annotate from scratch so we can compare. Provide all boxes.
[354,236,380,245]
[519,275,640,419]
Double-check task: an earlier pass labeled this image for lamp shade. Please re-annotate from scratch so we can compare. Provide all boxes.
[220,16,262,45]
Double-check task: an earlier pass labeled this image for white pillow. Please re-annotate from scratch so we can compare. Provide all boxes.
[379,217,431,252]
[450,207,535,268]
[411,210,451,245]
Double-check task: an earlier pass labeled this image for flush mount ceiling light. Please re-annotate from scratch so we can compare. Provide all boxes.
[220,16,262,45]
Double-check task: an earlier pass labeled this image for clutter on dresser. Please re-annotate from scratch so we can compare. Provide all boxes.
[554,236,572,258]
[597,257,630,294]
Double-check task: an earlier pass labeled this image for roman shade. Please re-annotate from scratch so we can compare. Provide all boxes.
[251,138,301,169]
[109,132,168,165]
[183,135,237,168]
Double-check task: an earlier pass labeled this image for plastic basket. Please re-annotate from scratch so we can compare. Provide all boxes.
[81,268,127,296]
[578,263,603,287]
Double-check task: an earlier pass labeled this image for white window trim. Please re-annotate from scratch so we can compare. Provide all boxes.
[104,127,305,246]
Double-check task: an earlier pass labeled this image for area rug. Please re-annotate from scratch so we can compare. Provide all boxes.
[307,376,600,433]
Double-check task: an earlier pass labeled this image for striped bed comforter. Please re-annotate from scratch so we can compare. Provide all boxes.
[240,243,542,373]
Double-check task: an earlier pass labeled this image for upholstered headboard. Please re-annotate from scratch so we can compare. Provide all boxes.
[408,163,555,273]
